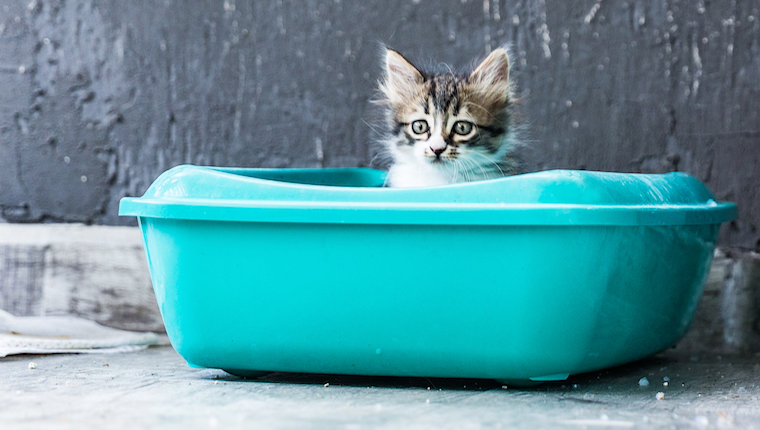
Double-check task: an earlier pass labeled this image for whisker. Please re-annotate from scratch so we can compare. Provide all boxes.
[361,118,383,137]
[463,157,484,182]
[455,158,471,182]
[469,151,506,177]
[464,156,491,180]
[452,158,462,183]
[438,62,455,77]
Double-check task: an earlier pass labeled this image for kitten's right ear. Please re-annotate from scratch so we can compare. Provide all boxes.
[382,48,423,102]
[468,48,512,108]
[470,47,510,86]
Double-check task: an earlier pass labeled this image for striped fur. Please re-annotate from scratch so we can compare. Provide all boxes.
[376,47,524,187]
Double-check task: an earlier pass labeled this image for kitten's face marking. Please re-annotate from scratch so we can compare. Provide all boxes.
[379,48,516,186]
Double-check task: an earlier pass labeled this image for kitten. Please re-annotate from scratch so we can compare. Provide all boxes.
[376,47,524,187]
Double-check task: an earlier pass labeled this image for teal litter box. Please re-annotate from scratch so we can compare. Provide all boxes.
[119,166,737,384]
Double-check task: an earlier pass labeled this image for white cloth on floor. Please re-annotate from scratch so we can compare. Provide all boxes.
[0,310,161,357]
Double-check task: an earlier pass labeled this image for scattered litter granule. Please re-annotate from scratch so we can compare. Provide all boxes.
[655,392,665,400]
[638,377,650,386]
[28,362,37,369]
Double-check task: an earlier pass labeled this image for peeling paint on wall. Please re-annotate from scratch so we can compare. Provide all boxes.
[0,0,758,249]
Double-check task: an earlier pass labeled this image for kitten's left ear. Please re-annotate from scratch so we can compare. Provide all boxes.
[469,48,510,85]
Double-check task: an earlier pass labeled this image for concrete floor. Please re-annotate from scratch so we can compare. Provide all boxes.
[1,346,759,429]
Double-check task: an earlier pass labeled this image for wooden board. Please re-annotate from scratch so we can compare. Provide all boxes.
[0,224,163,332]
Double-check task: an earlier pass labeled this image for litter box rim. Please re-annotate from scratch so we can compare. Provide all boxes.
[118,165,737,226]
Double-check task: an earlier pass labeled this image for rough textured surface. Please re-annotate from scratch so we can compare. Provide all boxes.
[0,224,162,332]
[0,0,758,249]
[0,345,759,429]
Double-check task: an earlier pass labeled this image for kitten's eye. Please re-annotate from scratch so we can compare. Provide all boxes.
[453,121,474,135]
[411,120,429,135]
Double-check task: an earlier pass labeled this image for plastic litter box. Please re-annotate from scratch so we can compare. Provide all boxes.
[119,165,737,383]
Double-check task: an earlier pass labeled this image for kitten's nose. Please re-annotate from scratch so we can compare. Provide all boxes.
[428,135,447,157]
[430,146,446,156]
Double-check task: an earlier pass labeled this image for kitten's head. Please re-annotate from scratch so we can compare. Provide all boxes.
[377,47,519,184]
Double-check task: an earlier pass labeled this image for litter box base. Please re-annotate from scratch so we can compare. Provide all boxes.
[496,373,571,388]
[222,369,272,379]
[212,367,568,386]
[495,380,544,388]
[188,361,271,379]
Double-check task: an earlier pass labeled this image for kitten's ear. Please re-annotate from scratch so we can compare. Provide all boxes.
[382,48,423,102]
[469,48,510,85]
[468,48,511,108]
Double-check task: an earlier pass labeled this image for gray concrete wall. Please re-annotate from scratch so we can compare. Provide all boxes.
[1,0,759,249]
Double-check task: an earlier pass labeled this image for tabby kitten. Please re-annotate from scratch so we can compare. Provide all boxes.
[377,47,523,187]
